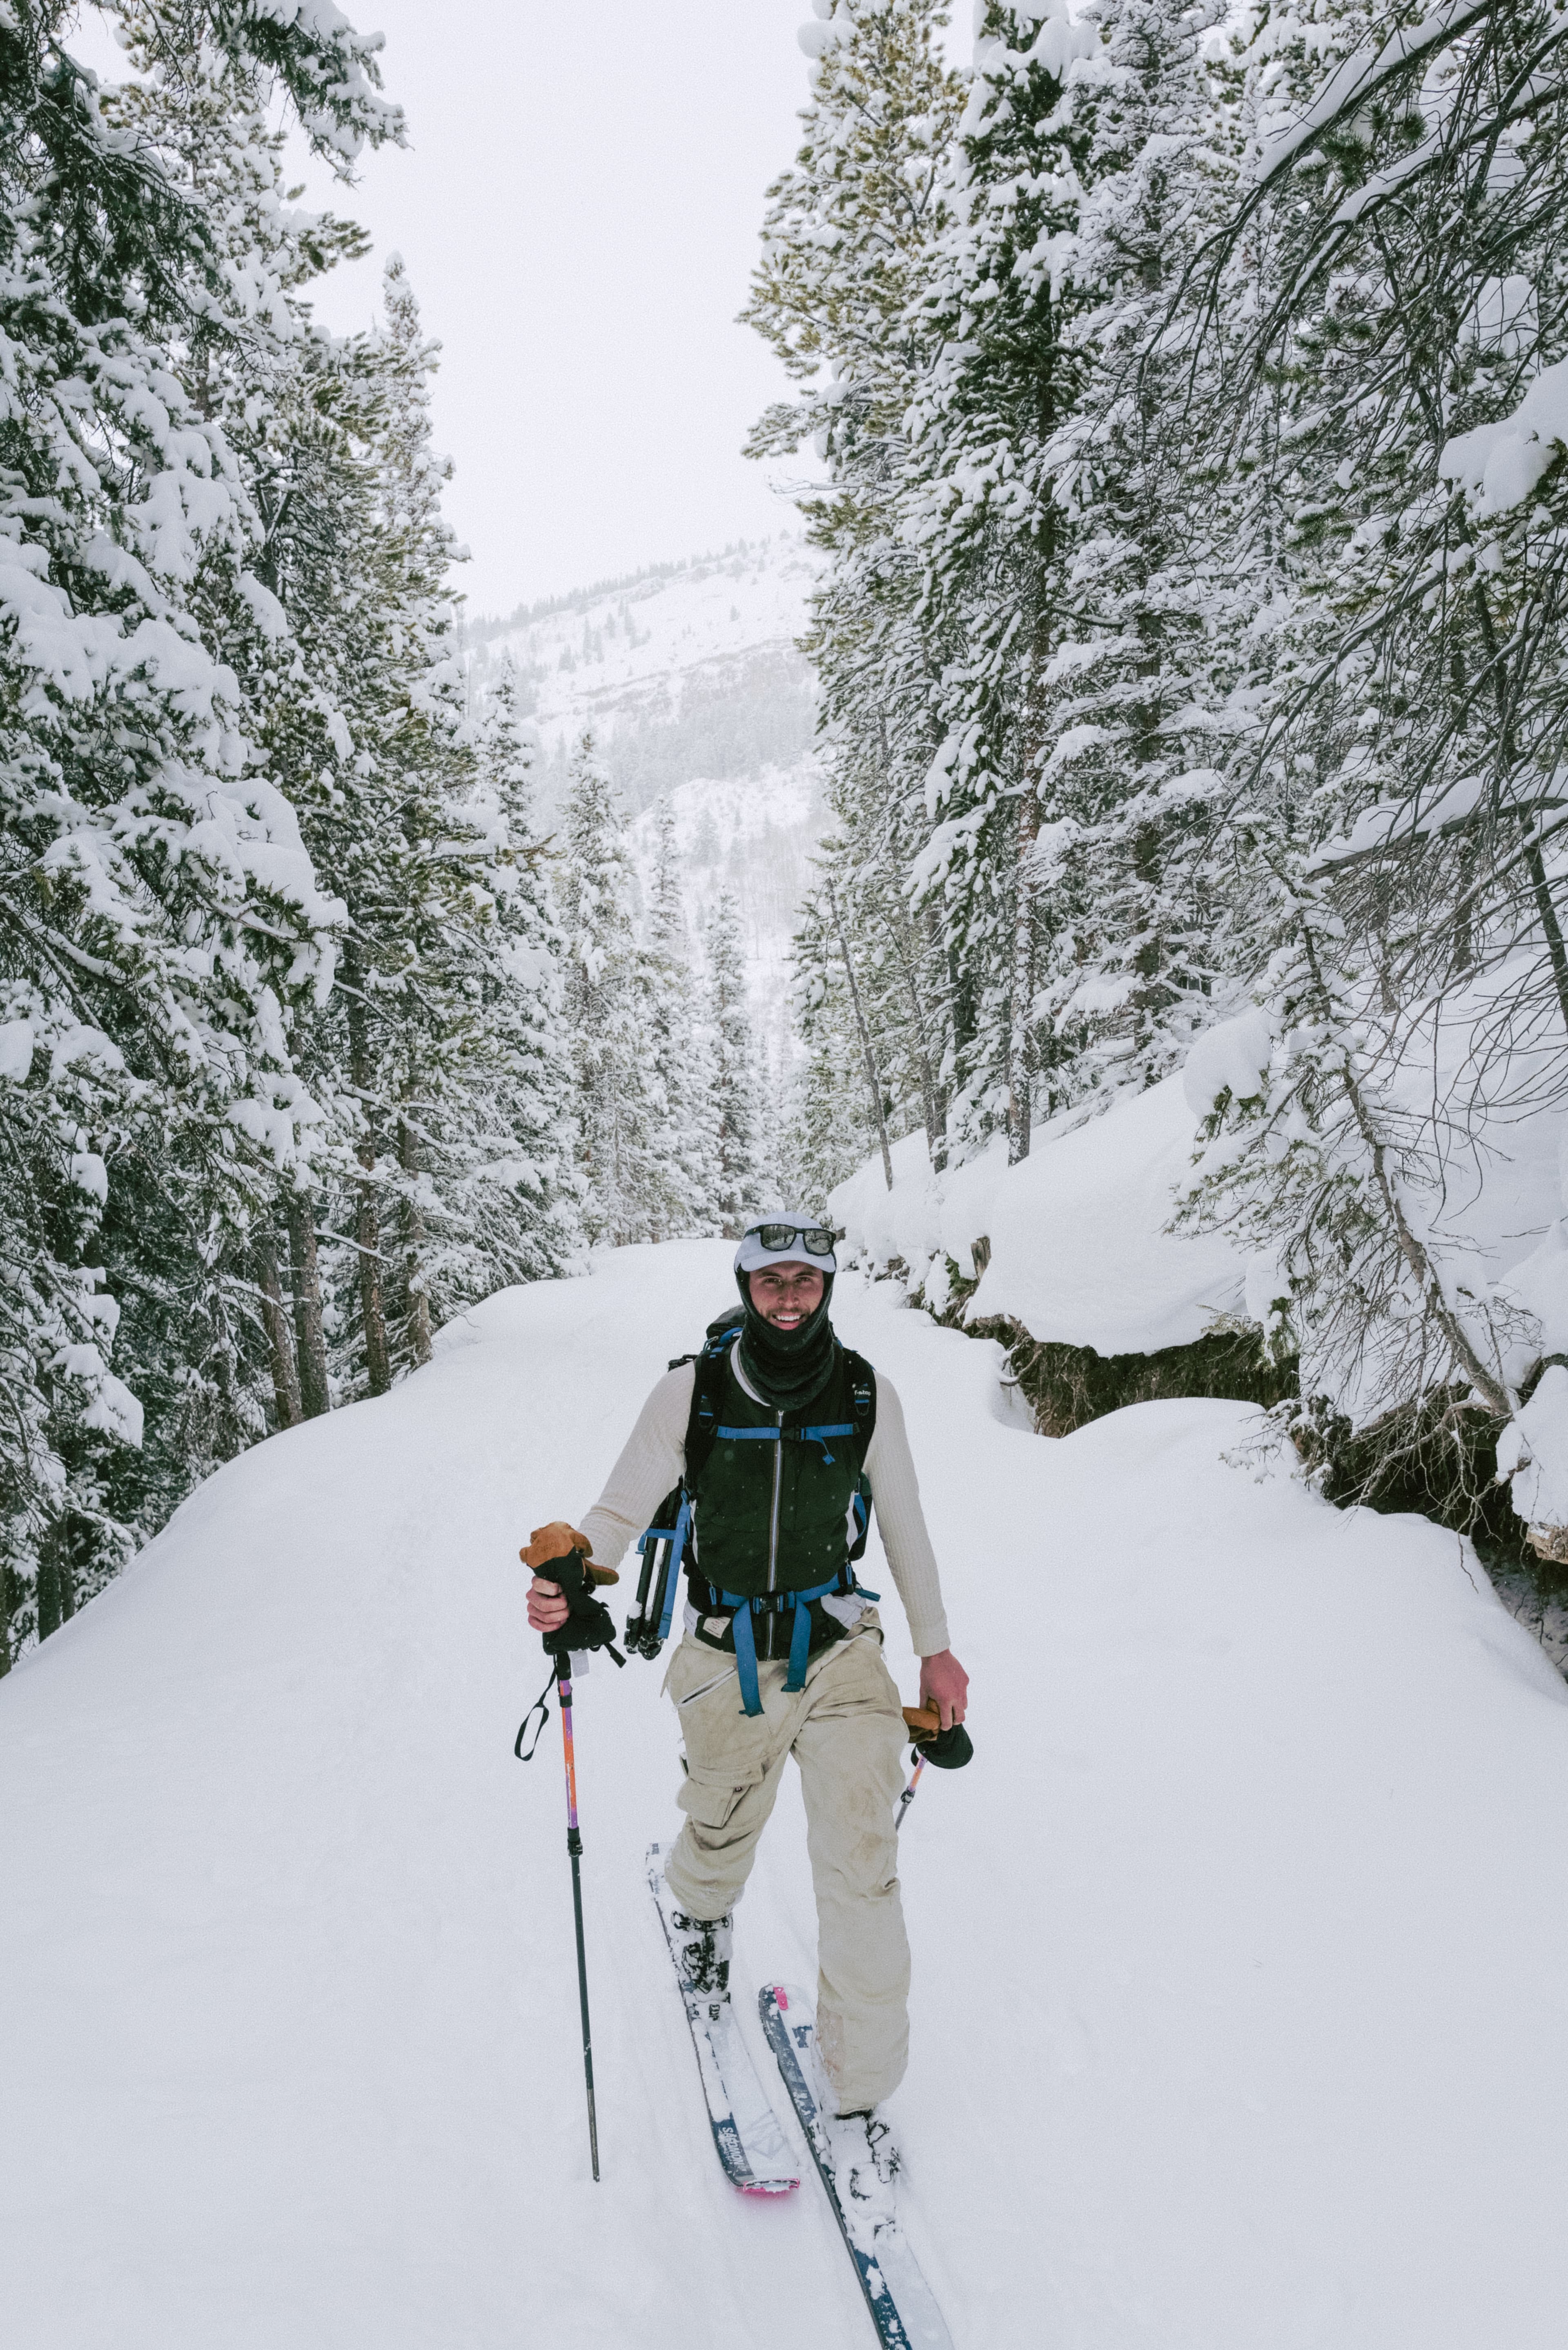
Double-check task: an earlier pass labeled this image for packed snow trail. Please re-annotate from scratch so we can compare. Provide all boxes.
[6,1241,1568,2348]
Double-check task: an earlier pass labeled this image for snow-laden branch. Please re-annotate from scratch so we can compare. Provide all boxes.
[1440,356,1568,517]
[1251,0,1497,189]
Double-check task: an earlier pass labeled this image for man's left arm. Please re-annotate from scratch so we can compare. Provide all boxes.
[862,1376,969,1729]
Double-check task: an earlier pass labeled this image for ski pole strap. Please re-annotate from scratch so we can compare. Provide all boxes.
[513,1663,557,1761]
[715,1576,847,1716]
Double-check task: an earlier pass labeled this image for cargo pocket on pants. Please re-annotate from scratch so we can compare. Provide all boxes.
[677,1763,758,1834]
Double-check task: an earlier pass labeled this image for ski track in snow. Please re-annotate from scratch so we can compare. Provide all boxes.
[5,1240,1568,2347]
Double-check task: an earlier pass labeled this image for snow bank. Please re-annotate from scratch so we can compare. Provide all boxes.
[827,1127,1010,1283]
[831,1073,1247,1354]
[7,1245,1568,2346]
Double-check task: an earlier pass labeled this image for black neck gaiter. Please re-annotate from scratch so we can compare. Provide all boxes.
[735,1271,838,1414]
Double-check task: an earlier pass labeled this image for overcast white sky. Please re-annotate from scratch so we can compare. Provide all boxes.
[283,0,825,616]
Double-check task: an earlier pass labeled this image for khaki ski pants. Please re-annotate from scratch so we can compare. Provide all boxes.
[662,1612,911,2114]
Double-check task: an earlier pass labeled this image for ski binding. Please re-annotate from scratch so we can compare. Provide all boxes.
[759,1980,954,2348]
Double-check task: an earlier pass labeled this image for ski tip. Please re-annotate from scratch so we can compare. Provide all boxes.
[739,2178,800,2197]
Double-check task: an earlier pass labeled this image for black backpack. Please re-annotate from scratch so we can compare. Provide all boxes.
[622,1308,876,1660]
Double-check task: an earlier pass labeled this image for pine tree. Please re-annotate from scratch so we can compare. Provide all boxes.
[786,881,880,1201]
[1022,0,1256,1109]
[560,736,659,1245]
[707,892,764,1235]
[439,654,584,1291]
[645,799,722,1235]
[746,0,963,1172]
[0,0,400,1666]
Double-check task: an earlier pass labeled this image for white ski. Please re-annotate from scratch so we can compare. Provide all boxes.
[647,1843,798,2195]
[758,1982,955,2349]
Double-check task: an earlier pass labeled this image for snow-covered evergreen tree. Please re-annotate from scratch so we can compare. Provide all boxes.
[427,654,585,1298]
[746,0,962,1173]
[560,736,659,1245]
[645,799,722,1236]
[0,0,399,1666]
[1020,0,1256,1109]
[786,881,881,1202]
[706,892,765,1236]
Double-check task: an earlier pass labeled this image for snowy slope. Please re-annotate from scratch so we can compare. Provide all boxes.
[831,1078,1250,1352]
[468,536,818,775]
[467,534,824,1038]
[7,1244,1568,2347]
[833,971,1568,1367]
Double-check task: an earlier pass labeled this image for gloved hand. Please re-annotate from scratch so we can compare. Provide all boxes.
[521,1522,623,1660]
[902,1703,974,1769]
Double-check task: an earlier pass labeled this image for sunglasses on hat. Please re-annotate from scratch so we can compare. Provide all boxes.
[747,1222,835,1258]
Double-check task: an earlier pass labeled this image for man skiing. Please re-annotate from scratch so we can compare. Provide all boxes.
[524,1216,967,2182]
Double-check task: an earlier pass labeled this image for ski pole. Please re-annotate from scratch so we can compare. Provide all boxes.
[516,1536,624,2181]
[895,1750,927,1833]
[552,1641,601,2183]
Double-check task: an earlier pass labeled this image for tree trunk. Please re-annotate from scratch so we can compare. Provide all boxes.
[1007,794,1040,1163]
[284,1191,331,1419]
[827,877,895,1191]
[256,1227,302,1429]
[890,901,945,1174]
[399,1113,433,1369]
[355,1176,392,1396]
[344,951,392,1397]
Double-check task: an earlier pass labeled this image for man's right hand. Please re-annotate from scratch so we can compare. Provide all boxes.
[527,1576,571,1636]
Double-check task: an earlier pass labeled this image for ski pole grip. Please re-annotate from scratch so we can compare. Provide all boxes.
[522,1528,626,1666]
[902,1703,973,1769]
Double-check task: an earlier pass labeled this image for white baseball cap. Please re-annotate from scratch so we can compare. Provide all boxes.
[734,1215,838,1276]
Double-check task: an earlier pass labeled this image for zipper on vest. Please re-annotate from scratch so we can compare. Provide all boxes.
[767,1408,783,1592]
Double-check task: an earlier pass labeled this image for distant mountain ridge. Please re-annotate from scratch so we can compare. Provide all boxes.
[463,533,819,819]
[463,534,824,1054]
[463,542,764,647]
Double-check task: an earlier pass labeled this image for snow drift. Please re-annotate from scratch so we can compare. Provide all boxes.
[830,1073,1249,1353]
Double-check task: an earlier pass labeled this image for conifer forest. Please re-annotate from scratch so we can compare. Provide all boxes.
[9,0,1568,1668]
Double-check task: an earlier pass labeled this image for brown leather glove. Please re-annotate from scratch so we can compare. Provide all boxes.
[522,1521,618,1587]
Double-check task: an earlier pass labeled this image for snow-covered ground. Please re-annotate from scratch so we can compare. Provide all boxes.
[7,1241,1568,2347]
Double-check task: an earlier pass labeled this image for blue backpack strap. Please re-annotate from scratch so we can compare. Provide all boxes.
[794,1422,855,1464]
[656,1495,690,1640]
[717,1574,847,1715]
[729,1594,762,1714]
[685,1310,744,1486]
[849,1483,871,1561]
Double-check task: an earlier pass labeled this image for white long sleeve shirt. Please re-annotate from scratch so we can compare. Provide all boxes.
[579,1352,952,1657]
